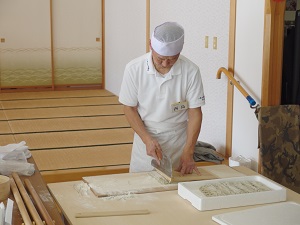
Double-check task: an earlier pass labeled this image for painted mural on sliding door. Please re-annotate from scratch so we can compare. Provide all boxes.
[0,0,52,88]
[52,0,102,87]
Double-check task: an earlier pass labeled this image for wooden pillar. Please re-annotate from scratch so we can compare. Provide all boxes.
[259,0,286,173]
[224,0,237,158]
[261,0,286,107]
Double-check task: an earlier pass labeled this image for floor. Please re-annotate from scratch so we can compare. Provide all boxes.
[0,89,133,183]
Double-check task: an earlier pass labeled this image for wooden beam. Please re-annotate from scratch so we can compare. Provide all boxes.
[224,0,237,158]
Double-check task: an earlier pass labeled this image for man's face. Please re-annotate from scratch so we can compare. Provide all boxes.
[151,49,180,70]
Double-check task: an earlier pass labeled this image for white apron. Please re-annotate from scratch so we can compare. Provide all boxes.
[129,121,187,173]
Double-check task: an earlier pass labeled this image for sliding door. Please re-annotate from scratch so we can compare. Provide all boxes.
[0,0,102,90]
[52,0,102,88]
[0,0,52,89]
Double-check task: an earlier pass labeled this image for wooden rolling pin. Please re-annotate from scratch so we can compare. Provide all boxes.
[75,209,150,218]
[12,173,44,225]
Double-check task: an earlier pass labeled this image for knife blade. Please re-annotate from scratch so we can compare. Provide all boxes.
[151,154,173,178]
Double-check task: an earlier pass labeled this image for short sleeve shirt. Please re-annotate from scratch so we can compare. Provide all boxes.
[119,52,205,124]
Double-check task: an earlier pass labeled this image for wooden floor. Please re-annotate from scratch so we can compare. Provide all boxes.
[0,89,133,183]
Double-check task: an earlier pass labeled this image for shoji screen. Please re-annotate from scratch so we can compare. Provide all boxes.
[0,0,52,88]
[52,0,102,87]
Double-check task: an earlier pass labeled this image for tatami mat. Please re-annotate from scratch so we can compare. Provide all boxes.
[0,89,113,100]
[3,105,124,120]
[0,135,16,146]
[14,128,134,150]
[1,96,120,109]
[0,121,12,134]
[0,89,133,182]
[0,110,7,121]
[8,115,130,133]
[31,144,132,171]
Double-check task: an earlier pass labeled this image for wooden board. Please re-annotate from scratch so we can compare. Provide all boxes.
[155,167,217,183]
[83,171,178,197]
[82,166,228,197]
[47,166,278,225]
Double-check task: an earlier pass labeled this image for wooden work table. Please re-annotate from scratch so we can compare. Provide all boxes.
[8,157,65,225]
[47,165,300,225]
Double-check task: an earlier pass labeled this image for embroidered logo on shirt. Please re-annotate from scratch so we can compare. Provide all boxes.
[146,60,150,71]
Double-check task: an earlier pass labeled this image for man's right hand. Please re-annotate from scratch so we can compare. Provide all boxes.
[145,137,162,163]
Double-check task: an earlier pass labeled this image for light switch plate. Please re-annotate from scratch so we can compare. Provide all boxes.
[213,37,217,49]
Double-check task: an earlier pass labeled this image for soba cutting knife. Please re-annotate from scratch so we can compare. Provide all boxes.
[151,154,173,178]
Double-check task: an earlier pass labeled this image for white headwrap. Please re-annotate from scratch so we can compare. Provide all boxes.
[151,22,184,56]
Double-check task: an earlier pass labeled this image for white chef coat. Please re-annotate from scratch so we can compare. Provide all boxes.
[119,52,205,172]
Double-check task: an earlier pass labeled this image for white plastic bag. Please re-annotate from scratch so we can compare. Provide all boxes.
[0,160,35,176]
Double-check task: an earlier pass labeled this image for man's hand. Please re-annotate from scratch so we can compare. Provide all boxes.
[176,152,201,175]
[145,137,163,163]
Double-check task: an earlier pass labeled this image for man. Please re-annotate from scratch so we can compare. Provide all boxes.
[119,22,205,175]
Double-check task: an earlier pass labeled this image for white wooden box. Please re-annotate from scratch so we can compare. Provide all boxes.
[178,175,286,211]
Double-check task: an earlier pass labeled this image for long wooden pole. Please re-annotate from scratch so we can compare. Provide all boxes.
[24,179,55,225]
[12,173,44,225]
[75,209,150,218]
[10,178,32,225]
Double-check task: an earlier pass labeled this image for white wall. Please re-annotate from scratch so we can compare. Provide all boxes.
[232,0,265,170]
[149,0,230,155]
[105,0,147,95]
[105,0,230,155]
[105,0,267,170]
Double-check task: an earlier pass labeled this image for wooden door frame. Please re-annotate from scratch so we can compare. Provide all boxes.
[225,0,286,171]
[261,0,286,107]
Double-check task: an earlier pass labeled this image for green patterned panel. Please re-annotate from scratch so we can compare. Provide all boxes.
[54,47,102,85]
[0,48,52,87]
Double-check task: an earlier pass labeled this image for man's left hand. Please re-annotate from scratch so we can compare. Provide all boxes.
[176,152,201,175]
